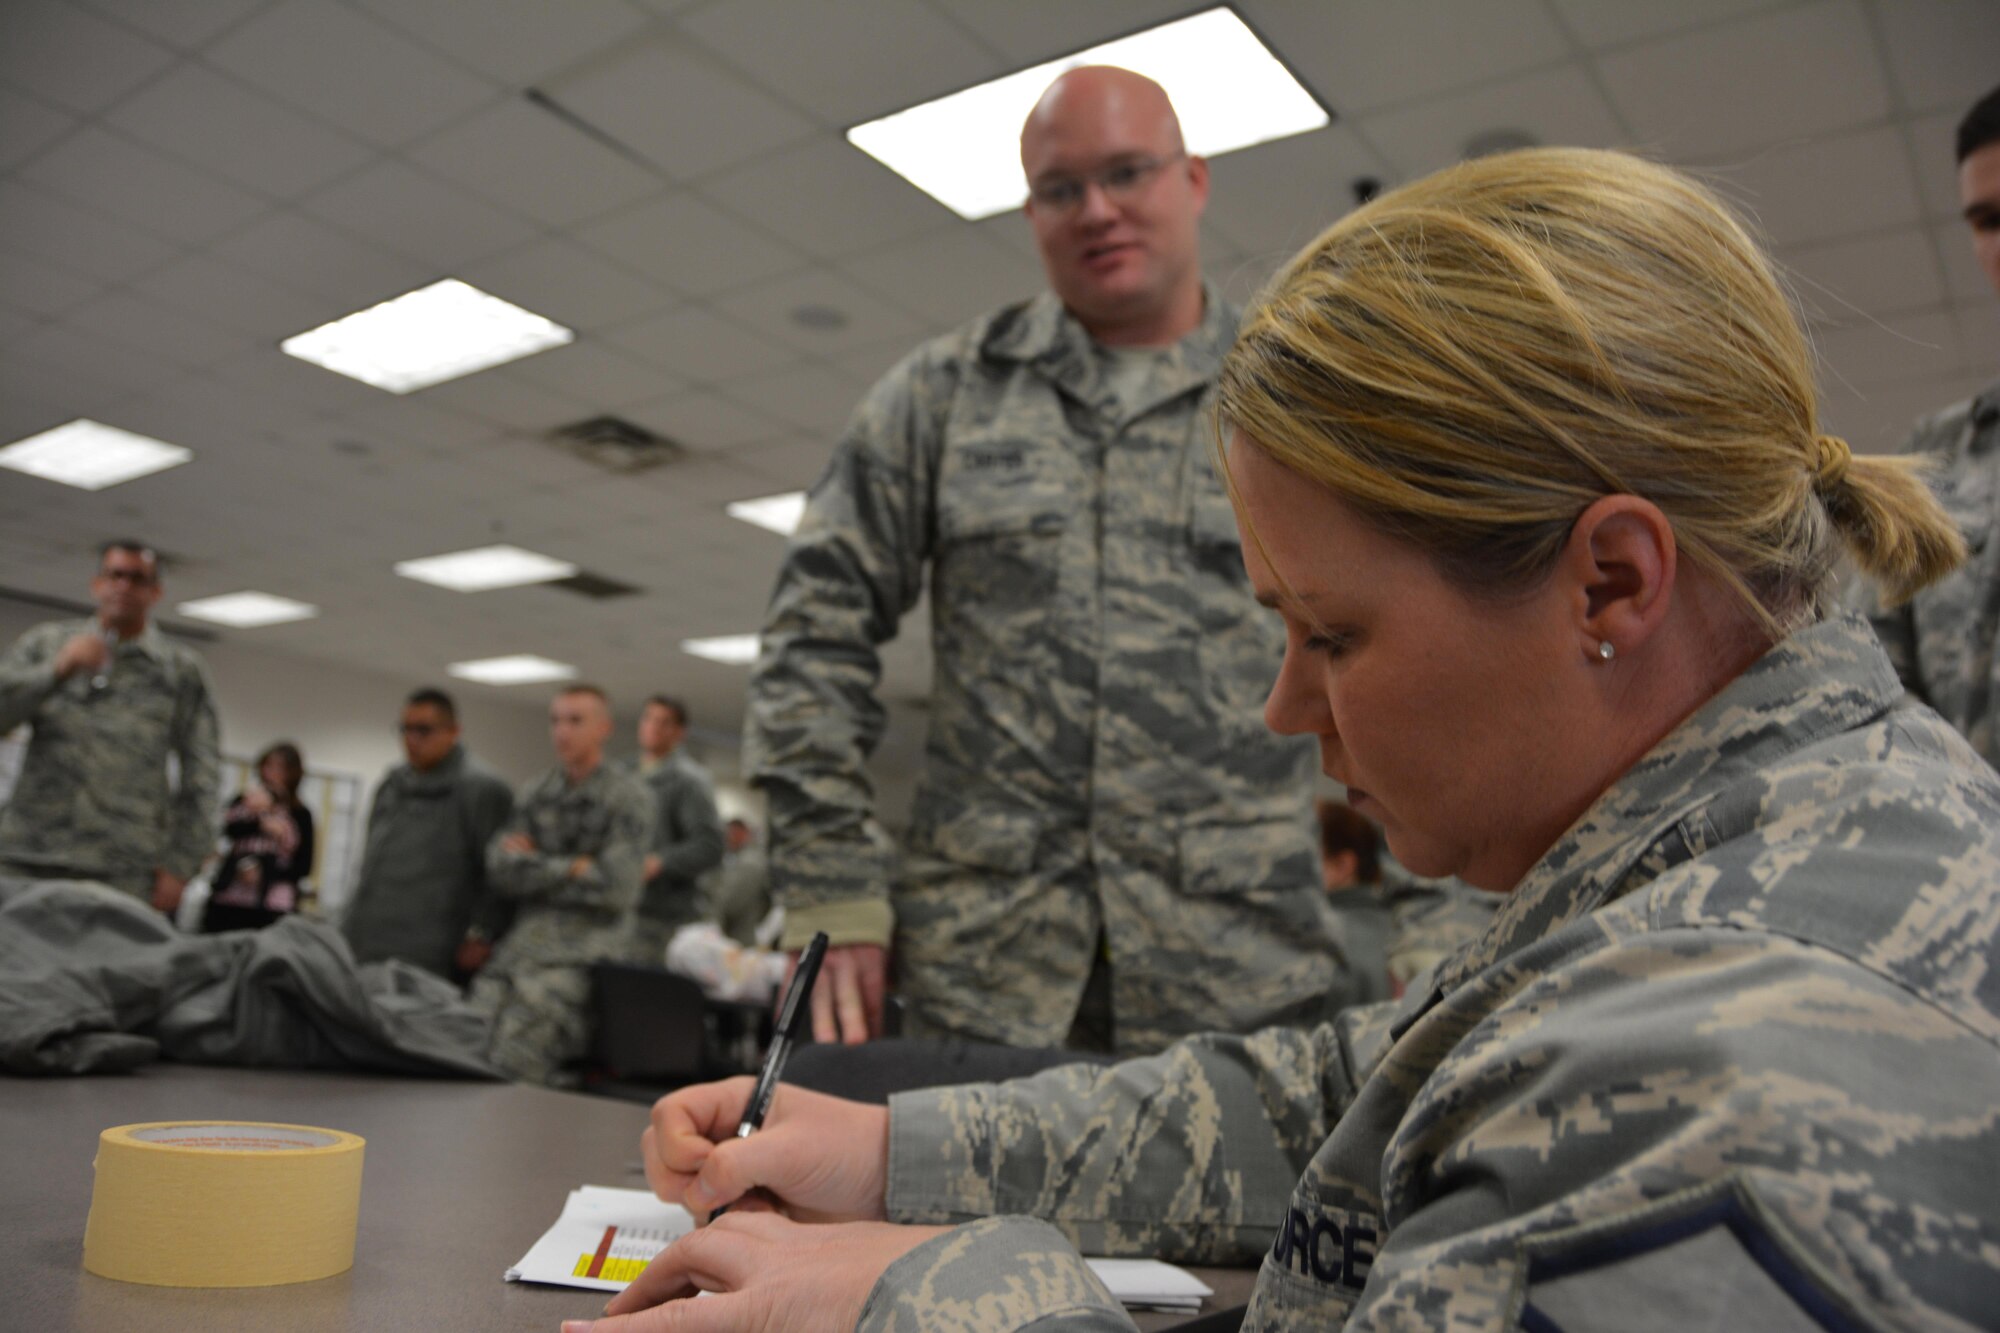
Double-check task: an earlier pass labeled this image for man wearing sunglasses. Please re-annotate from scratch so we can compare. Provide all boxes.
[0,541,219,913]
[746,67,1345,1056]
[341,686,514,983]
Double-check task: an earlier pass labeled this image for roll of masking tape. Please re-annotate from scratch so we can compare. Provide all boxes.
[83,1121,365,1287]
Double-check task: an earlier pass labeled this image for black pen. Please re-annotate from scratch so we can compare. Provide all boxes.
[711,930,829,1218]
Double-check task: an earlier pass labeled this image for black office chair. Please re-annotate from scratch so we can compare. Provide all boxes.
[584,962,708,1102]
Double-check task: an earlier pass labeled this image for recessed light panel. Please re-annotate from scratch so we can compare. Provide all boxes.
[281,278,573,393]
[446,654,579,686]
[847,7,1329,220]
[681,634,761,665]
[177,592,319,628]
[724,491,807,536]
[0,419,193,491]
[394,545,579,593]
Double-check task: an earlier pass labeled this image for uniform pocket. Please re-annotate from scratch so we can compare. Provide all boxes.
[911,799,1043,875]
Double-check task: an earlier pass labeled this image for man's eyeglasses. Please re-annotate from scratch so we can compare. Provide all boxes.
[1027,152,1185,214]
[98,569,156,586]
[399,723,442,737]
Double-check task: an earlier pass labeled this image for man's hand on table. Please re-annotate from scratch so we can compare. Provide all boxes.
[797,943,887,1045]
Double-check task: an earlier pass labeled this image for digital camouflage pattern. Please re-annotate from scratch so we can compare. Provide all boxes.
[0,619,219,900]
[746,289,1343,1053]
[876,613,2000,1331]
[470,762,651,1083]
[340,744,515,979]
[1860,382,2000,770]
[631,750,724,953]
[1325,872,1499,1006]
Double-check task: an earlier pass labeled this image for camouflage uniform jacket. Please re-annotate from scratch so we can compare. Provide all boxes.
[872,613,2000,1331]
[745,288,1337,1051]
[484,763,651,972]
[0,618,219,892]
[341,745,515,978]
[1863,381,2000,769]
[634,750,724,931]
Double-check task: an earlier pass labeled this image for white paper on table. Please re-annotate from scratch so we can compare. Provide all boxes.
[503,1186,1213,1311]
[505,1185,695,1292]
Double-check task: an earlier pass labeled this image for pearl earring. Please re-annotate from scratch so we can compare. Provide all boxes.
[1597,640,1616,661]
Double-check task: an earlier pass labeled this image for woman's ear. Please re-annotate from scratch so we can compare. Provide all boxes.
[1559,494,1677,663]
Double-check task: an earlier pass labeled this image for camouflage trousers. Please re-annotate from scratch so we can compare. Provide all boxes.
[468,964,593,1086]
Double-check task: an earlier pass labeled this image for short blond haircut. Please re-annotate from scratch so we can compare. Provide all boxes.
[1218,147,1963,632]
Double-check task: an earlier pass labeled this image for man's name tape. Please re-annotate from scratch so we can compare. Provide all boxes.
[84,1121,365,1287]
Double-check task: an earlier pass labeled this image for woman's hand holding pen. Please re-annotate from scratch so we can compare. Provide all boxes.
[642,1077,890,1225]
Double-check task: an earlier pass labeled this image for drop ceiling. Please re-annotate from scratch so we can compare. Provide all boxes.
[1,0,1994,743]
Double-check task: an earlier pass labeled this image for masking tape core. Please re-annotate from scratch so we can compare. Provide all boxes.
[84,1120,365,1287]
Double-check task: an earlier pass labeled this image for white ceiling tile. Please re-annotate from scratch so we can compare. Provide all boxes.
[1596,0,1886,160]
[731,435,836,488]
[703,135,952,259]
[207,209,433,306]
[1780,228,1947,324]
[1908,109,1969,223]
[418,369,591,431]
[0,2,176,113]
[407,96,662,227]
[0,249,104,316]
[298,159,538,269]
[1956,302,1999,373]
[604,305,798,382]
[712,267,926,357]
[506,339,683,409]
[1819,366,1992,453]
[18,125,270,244]
[1356,66,1627,179]
[207,0,498,148]
[62,290,251,370]
[679,0,998,124]
[1815,308,1964,387]
[0,306,37,344]
[545,36,816,180]
[103,61,373,199]
[841,224,1046,327]
[1549,0,1788,49]
[1237,0,1572,115]
[334,396,498,457]
[441,433,605,489]
[1709,126,1920,248]
[576,191,803,297]
[1873,0,2000,115]
[833,335,928,389]
[0,86,75,169]
[924,0,1201,63]
[211,344,392,417]
[460,235,677,330]
[353,0,651,87]
[625,387,784,451]
[1202,124,1391,258]
[1935,220,1992,305]
[134,253,334,340]
[973,210,1046,265]
[78,0,268,49]
[10,320,186,400]
[717,363,860,435]
[0,184,180,282]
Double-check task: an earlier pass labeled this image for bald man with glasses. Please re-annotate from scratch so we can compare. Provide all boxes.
[746,67,1348,1058]
[0,541,219,912]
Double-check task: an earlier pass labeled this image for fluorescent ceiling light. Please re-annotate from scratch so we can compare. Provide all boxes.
[681,634,761,665]
[447,654,578,686]
[724,491,807,536]
[394,544,578,593]
[281,278,573,393]
[847,7,1328,220]
[177,591,319,628]
[0,419,192,491]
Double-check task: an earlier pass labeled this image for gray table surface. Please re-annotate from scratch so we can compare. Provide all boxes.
[2,1064,1255,1330]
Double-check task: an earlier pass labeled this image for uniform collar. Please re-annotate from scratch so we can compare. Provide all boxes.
[981,283,1238,421]
[90,618,169,663]
[1428,612,1905,996]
